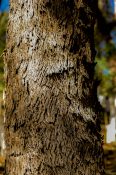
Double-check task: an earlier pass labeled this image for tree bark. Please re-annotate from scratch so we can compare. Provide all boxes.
[4,0,104,174]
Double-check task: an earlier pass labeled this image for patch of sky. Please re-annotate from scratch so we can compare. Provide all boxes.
[109,0,114,13]
[0,0,9,12]
[111,29,116,45]
[103,68,110,75]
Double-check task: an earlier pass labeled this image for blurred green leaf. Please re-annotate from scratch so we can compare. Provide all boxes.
[0,12,8,97]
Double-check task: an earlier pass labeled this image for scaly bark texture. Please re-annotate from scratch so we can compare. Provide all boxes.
[4,0,104,174]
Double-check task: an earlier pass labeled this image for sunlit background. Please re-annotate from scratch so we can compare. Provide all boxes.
[0,0,116,175]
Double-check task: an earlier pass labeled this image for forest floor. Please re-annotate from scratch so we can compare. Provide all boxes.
[104,143,116,175]
[0,156,5,175]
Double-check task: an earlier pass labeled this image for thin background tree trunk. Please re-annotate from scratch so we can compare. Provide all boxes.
[4,0,104,174]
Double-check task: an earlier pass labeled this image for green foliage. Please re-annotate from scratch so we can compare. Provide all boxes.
[0,12,8,97]
[95,0,116,97]
[95,57,116,96]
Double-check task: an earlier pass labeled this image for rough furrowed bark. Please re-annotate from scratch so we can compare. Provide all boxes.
[4,0,104,174]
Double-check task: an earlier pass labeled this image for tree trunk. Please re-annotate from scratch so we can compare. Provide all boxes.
[4,0,104,174]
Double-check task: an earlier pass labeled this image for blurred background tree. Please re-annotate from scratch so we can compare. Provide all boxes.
[0,1,9,168]
[95,0,116,97]
[0,13,8,98]
[0,0,8,98]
